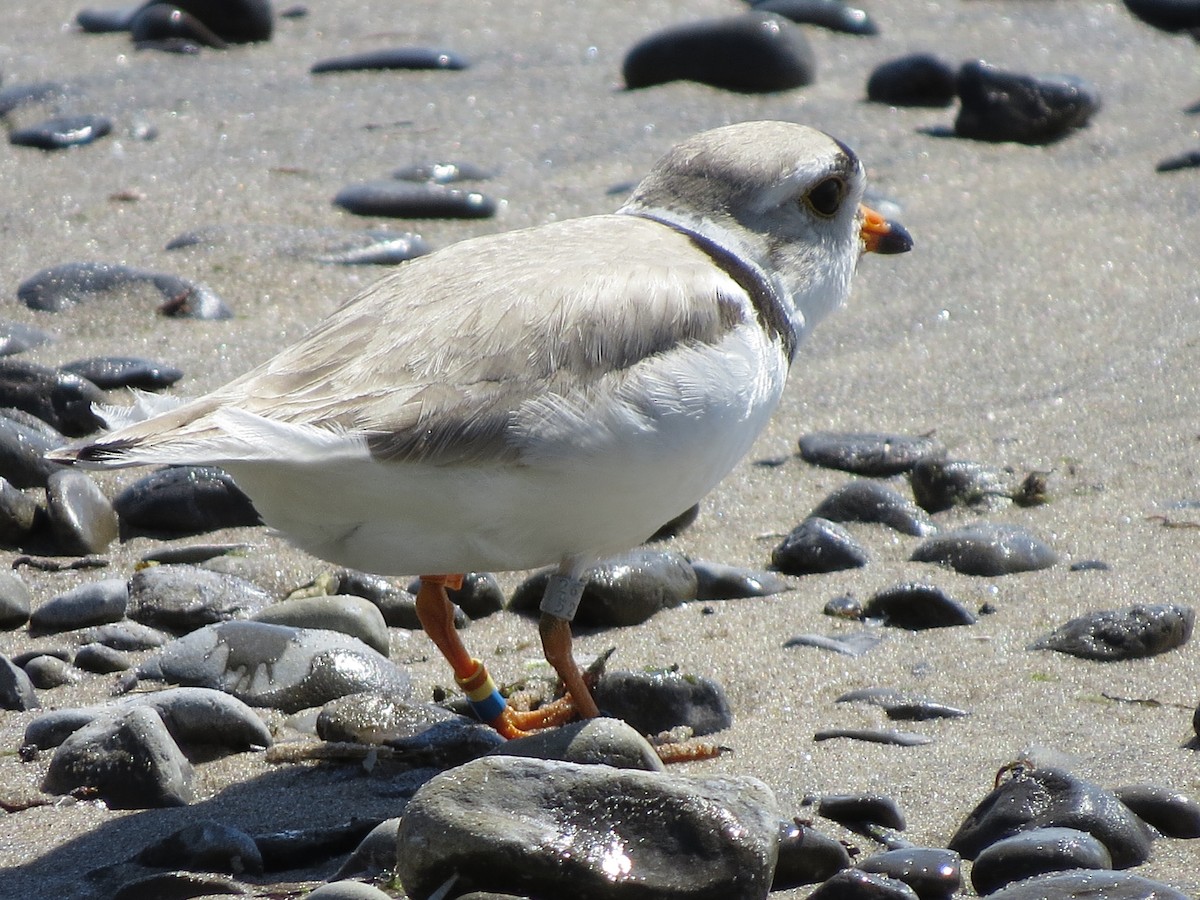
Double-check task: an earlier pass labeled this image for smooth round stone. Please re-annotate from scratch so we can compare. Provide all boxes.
[78,620,171,651]
[823,593,863,619]
[29,578,129,636]
[128,564,272,633]
[808,868,920,899]
[798,430,946,476]
[1156,149,1200,172]
[141,542,251,565]
[333,818,401,879]
[593,668,732,736]
[0,478,41,546]
[0,412,65,489]
[813,727,933,747]
[862,583,977,630]
[317,693,464,743]
[23,654,80,689]
[909,523,1057,576]
[857,848,962,899]
[60,356,183,391]
[0,654,40,710]
[392,161,494,183]
[1114,784,1200,838]
[1030,603,1194,660]
[971,827,1112,894]
[493,716,663,771]
[867,54,957,107]
[690,559,792,600]
[311,47,468,72]
[954,60,1101,145]
[114,465,261,535]
[983,870,1191,900]
[333,569,453,629]
[137,820,263,875]
[818,794,907,830]
[0,570,32,628]
[753,0,878,34]
[10,114,112,150]
[1123,0,1200,33]
[307,882,394,900]
[948,766,1154,868]
[46,469,119,554]
[138,0,273,42]
[0,320,56,356]
[130,4,227,47]
[772,820,851,889]
[623,13,816,93]
[76,6,140,31]
[24,708,98,749]
[42,706,194,808]
[74,642,132,673]
[445,571,505,620]
[17,262,232,319]
[253,594,390,656]
[811,480,935,536]
[0,359,106,436]
[334,181,496,219]
[772,516,869,575]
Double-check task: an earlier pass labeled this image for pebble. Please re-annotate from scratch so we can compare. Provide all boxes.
[74,642,132,673]
[392,160,494,183]
[812,728,933,747]
[254,819,384,871]
[592,668,733,736]
[772,820,851,889]
[329,569,449,630]
[807,868,920,899]
[78,619,170,650]
[0,359,106,436]
[45,469,119,554]
[10,114,112,150]
[623,13,816,93]
[0,653,40,709]
[75,6,139,32]
[970,826,1113,894]
[784,628,884,656]
[811,480,936,536]
[395,756,780,899]
[132,620,412,712]
[0,320,56,356]
[1156,149,1200,172]
[0,570,32,627]
[23,653,80,688]
[333,818,401,879]
[0,81,66,117]
[857,848,962,899]
[128,564,272,632]
[23,708,97,749]
[495,716,664,771]
[690,559,792,600]
[136,820,263,875]
[909,522,1057,576]
[114,465,261,535]
[130,4,227,48]
[510,548,698,627]
[823,593,863,619]
[334,181,496,219]
[141,541,250,565]
[1029,603,1194,660]
[0,410,66,487]
[909,458,1016,512]
[311,47,469,73]
[771,516,869,575]
[105,0,275,43]
[253,594,390,656]
[42,705,194,808]
[1122,0,1200,34]
[443,570,505,619]
[1114,784,1200,838]
[29,577,128,636]
[752,0,877,34]
[17,261,232,319]
[0,477,40,546]
[954,60,1101,145]
[836,686,969,721]
[797,430,946,476]
[983,870,1191,900]
[862,583,977,630]
[818,793,907,830]
[947,765,1154,868]
[867,54,957,107]
[60,356,184,390]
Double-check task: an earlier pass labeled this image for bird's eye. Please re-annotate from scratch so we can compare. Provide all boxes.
[805,177,845,217]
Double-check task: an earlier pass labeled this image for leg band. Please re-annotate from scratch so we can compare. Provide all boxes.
[455,658,507,724]
[539,572,587,621]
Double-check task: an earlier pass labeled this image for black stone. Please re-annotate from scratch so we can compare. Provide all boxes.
[61,356,184,391]
[862,583,976,630]
[818,793,907,830]
[954,60,1100,145]
[772,516,869,575]
[0,360,105,436]
[970,827,1113,894]
[752,0,878,34]
[114,465,261,535]
[130,4,227,47]
[909,523,1057,576]
[10,114,112,150]
[867,54,957,107]
[1114,784,1200,839]
[17,262,232,318]
[857,848,963,900]
[0,321,56,357]
[311,47,468,73]
[812,480,935,536]
[798,430,946,476]
[334,181,496,219]
[1030,604,1193,661]
[1123,0,1200,35]
[592,668,733,736]
[772,820,851,889]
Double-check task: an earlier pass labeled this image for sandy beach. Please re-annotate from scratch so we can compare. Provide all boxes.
[1,0,1199,895]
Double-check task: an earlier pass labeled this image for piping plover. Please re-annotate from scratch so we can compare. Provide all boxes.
[51,121,911,736]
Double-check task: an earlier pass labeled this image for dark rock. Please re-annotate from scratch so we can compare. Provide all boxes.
[970,827,1112,894]
[140,0,273,42]
[690,559,792,599]
[753,0,878,34]
[10,114,112,150]
[335,569,449,630]
[818,794,907,830]
[311,47,468,72]
[393,161,494,183]
[0,81,66,117]
[446,571,505,619]
[141,542,250,565]
[592,668,733,736]
[909,523,1057,576]
[0,653,40,710]
[17,262,232,319]
[1157,149,1200,172]
[773,820,851,889]
[114,465,261,535]
[771,516,869,575]
[1030,604,1193,660]
[862,583,977,630]
[254,594,390,656]
[811,480,935,536]
[836,686,969,721]
[623,13,816,93]
[0,410,64,487]
[648,503,700,540]
[76,6,140,31]
[78,620,171,650]
[134,620,412,712]
[0,359,106,436]
[983,870,1191,900]
[954,60,1100,145]
[74,642,132,673]
[23,654,80,688]
[43,706,194,807]
[137,820,263,875]
[29,577,128,635]
[910,459,1015,512]
[495,717,664,771]
[128,564,271,632]
[253,819,383,872]
[798,431,945,475]
[1123,0,1200,35]
[867,54,957,107]
[24,708,98,749]
[0,476,42,544]
[332,818,401,880]
[813,728,933,746]
[60,356,184,390]
[334,181,496,219]
[857,848,962,900]
[1114,784,1200,838]
[45,469,118,554]
[396,756,779,899]
[823,593,864,619]
[130,4,227,47]
[0,320,56,356]
[947,765,1154,868]
[808,868,920,899]
[0,570,32,628]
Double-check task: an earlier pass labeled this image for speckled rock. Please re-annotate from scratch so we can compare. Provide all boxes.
[811,480,935,536]
[114,465,262,535]
[771,516,869,575]
[1030,604,1193,660]
[798,431,946,475]
[128,564,271,633]
[910,523,1057,576]
[955,60,1100,145]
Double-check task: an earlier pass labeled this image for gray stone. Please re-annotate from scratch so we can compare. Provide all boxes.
[971,827,1112,895]
[46,469,118,554]
[253,594,390,656]
[29,577,128,635]
[128,564,272,633]
[910,523,1057,576]
[137,820,263,875]
[772,516,869,575]
[0,476,40,545]
[812,480,935,536]
[983,870,1190,900]
[593,669,732,736]
[1030,604,1193,660]
[0,570,32,628]
[493,717,664,771]
[0,653,40,710]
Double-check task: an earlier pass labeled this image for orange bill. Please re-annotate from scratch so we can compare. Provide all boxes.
[860,204,913,255]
